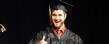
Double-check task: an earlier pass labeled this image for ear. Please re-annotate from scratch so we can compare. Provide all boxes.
[64,12,67,20]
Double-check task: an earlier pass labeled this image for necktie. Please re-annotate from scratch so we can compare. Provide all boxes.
[57,30,61,39]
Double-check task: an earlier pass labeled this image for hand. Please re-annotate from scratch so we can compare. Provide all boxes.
[0,24,6,32]
[36,35,48,44]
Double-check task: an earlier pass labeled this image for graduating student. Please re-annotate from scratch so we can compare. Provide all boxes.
[29,0,83,44]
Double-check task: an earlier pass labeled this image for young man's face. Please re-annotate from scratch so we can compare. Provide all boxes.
[51,10,67,28]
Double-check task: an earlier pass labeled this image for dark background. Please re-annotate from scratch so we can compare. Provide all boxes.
[1,0,107,44]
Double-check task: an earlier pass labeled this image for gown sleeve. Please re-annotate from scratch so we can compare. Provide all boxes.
[28,30,47,44]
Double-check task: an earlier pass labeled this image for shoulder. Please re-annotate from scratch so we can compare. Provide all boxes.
[67,29,84,44]
[67,29,81,38]
[66,29,76,37]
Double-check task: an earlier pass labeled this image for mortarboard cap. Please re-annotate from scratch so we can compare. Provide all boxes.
[49,0,75,15]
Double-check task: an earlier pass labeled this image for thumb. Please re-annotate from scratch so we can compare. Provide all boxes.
[42,35,46,41]
[0,24,6,32]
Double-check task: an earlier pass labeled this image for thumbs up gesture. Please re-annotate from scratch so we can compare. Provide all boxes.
[36,35,48,44]
[0,24,6,32]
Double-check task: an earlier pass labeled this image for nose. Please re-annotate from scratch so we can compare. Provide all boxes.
[56,16,59,20]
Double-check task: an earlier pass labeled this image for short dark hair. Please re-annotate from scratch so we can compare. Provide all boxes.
[51,4,67,13]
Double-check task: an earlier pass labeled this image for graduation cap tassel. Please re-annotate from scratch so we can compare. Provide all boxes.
[49,4,52,26]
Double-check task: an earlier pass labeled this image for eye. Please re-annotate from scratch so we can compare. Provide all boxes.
[52,14,56,16]
[58,14,62,16]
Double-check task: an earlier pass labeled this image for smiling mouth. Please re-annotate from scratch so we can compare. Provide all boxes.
[55,20,61,23]
[55,21,60,23]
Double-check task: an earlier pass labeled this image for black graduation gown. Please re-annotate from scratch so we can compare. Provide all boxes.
[28,27,84,44]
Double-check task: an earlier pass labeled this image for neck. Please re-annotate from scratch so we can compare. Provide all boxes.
[60,24,65,30]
